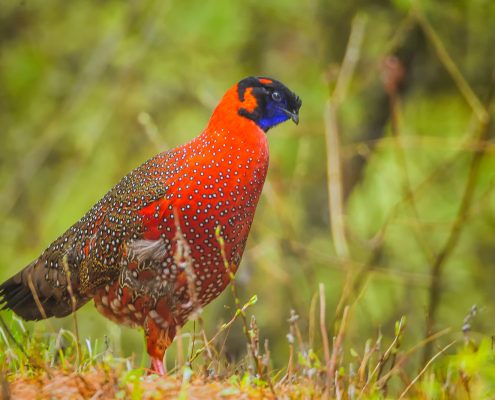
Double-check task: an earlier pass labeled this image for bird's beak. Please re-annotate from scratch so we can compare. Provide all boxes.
[282,108,299,125]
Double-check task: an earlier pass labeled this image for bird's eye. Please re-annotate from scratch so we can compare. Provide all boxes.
[271,91,282,102]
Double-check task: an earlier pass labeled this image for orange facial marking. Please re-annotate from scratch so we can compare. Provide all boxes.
[258,78,272,84]
[241,87,258,112]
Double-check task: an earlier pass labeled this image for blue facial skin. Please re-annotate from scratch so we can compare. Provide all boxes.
[258,99,291,131]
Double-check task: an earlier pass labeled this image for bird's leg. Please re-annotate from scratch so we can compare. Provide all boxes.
[144,316,176,375]
[150,355,166,375]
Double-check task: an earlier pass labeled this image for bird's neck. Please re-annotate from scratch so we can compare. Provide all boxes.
[202,93,269,166]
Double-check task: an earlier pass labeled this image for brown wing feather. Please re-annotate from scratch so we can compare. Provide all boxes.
[0,152,171,320]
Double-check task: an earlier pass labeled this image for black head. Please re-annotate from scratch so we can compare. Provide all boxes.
[237,77,302,132]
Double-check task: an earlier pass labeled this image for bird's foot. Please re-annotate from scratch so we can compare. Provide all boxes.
[149,357,166,375]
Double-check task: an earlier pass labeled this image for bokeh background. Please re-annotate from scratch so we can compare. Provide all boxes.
[1,0,495,370]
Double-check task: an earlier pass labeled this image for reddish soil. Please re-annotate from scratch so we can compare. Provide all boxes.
[2,370,282,399]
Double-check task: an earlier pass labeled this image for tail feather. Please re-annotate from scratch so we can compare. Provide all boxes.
[0,282,45,321]
[0,260,88,321]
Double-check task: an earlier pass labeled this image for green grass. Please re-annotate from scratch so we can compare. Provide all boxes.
[1,298,494,399]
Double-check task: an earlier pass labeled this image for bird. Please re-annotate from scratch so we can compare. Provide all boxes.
[0,76,301,374]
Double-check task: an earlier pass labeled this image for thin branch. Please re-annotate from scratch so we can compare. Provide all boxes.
[333,129,487,317]
[319,283,332,390]
[328,306,350,384]
[215,226,277,398]
[325,14,367,259]
[384,55,434,263]
[414,10,489,124]
[26,272,48,321]
[400,340,456,399]
[62,255,81,366]
[332,14,368,104]
[422,78,494,364]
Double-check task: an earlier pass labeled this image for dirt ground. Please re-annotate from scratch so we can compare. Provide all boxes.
[1,370,294,399]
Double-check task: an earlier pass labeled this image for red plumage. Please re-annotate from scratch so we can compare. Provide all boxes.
[0,77,301,374]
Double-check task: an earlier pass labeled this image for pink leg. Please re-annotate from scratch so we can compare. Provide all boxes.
[150,357,166,375]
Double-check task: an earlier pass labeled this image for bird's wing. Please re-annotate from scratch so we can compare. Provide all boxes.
[0,151,172,320]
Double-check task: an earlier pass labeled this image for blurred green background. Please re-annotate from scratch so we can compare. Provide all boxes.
[1,0,495,370]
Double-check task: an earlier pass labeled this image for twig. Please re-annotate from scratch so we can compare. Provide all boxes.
[319,283,332,390]
[380,318,406,396]
[462,305,478,344]
[375,327,451,387]
[215,226,277,398]
[62,255,81,366]
[281,310,305,384]
[383,55,434,263]
[137,111,168,151]
[399,340,456,399]
[329,306,350,384]
[333,132,485,317]
[172,209,213,368]
[422,79,494,364]
[361,331,405,397]
[325,14,367,259]
[332,14,368,104]
[188,294,256,363]
[376,317,406,391]
[357,327,451,398]
[414,10,489,124]
[176,326,184,371]
[288,309,305,351]
[26,272,48,321]
[284,330,295,385]
[308,291,318,351]
[357,339,375,387]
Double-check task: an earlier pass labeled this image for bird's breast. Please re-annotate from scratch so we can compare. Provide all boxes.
[135,129,269,314]
[171,129,269,263]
